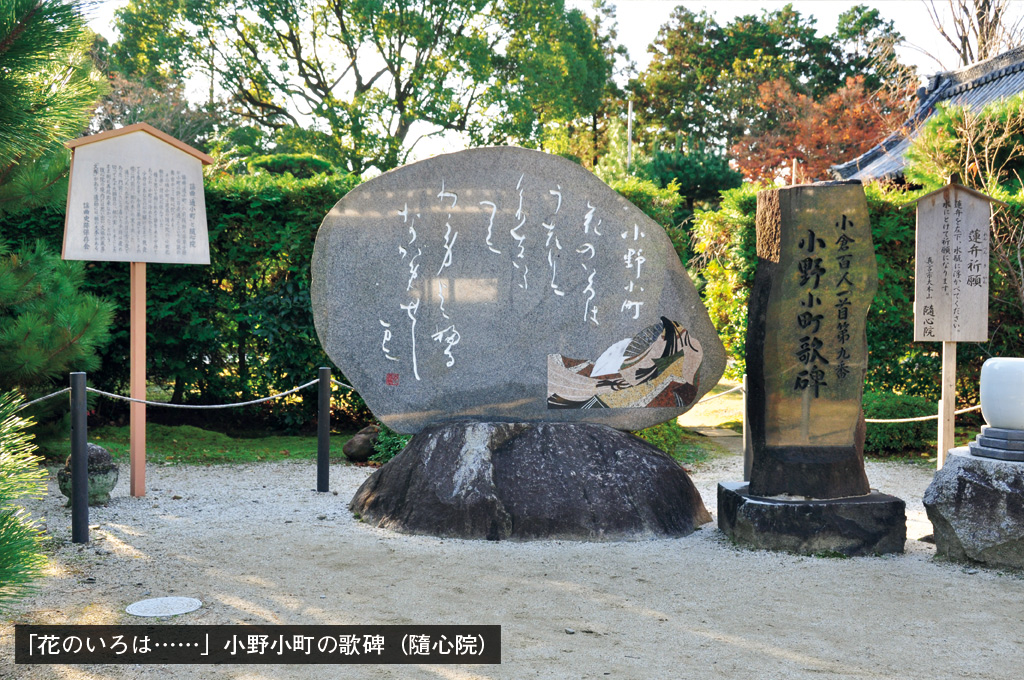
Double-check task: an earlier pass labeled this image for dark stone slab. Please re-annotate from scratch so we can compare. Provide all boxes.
[969,440,1024,462]
[350,421,711,540]
[981,425,1024,441]
[745,182,874,499]
[977,434,1024,451]
[311,147,725,433]
[717,482,906,556]
[923,448,1024,569]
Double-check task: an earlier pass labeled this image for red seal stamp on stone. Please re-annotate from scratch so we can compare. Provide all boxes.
[385,373,399,386]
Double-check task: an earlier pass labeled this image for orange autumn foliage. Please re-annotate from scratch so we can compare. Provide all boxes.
[732,75,912,183]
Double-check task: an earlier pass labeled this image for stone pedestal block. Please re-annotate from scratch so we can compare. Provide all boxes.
[350,421,711,541]
[718,482,906,556]
[923,448,1024,569]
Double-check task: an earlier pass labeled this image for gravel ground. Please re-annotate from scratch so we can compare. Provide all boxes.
[2,444,1023,680]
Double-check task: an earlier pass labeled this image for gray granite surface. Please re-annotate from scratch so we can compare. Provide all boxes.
[312,147,725,433]
[924,447,1024,568]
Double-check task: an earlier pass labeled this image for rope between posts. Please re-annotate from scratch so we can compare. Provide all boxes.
[692,383,744,404]
[686,382,984,424]
[330,378,354,391]
[14,387,72,412]
[86,378,321,409]
[864,404,982,423]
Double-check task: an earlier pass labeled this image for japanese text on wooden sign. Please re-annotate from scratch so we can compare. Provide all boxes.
[914,185,990,343]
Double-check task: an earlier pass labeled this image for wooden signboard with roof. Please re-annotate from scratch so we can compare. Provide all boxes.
[913,182,1003,467]
[63,123,213,497]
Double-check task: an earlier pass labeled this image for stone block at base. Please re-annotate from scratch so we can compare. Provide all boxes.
[923,447,1024,569]
[718,482,906,556]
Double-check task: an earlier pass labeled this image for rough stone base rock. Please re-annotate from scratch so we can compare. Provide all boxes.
[342,424,380,463]
[349,421,711,541]
[717,482,906,556]
[923,448,1024,569]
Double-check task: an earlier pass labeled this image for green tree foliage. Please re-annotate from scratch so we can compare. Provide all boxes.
[111,0,613,176]
[630,4,914,159]
[0,391,48,612]
[648,140,742,217]
[630,5,838,152]
[0,241,114,394]
[0,0,104,216]
[905,94,1024,193]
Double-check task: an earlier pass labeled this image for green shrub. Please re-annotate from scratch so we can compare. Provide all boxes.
[607,176,686,262]
[634,420,711,466]
[248,153,336,179]
[370,421,412,465]
[862,390,937,454]
[0,391,48,612]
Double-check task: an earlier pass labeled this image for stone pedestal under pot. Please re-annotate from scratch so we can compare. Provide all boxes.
[350,421,711,541]
[924,448,1024,569]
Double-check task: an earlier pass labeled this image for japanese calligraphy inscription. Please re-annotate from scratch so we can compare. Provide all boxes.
[63,129,210,264]
[311,147,725,434]
[745,182,875,499]
[913,185,990,342]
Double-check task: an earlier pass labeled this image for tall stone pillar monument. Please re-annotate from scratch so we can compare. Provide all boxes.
[719,181,906,555]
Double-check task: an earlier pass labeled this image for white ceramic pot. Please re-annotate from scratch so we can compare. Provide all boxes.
[980,357,1024,430]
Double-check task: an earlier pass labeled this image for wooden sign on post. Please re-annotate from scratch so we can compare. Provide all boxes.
[63,123,212,497]
[913,183,1002,468]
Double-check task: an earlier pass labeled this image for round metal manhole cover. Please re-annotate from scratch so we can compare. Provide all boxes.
[126,597,202,617]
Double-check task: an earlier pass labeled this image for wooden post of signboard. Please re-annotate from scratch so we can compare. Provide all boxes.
[130,262,146,496]
[938,342,957,468]
[913,183,1003,468]
[62,123,213,498]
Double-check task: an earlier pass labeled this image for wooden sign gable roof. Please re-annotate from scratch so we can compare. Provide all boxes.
[66,122,214,165]
[913,182,1008,207]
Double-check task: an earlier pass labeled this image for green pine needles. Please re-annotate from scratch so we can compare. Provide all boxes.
[0,0,105,216]
[0,240,114,392]
[0,390,48,612]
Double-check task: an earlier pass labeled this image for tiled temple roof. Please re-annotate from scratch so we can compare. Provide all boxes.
[831,46,1024,182]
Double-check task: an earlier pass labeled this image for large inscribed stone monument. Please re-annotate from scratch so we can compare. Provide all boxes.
[720,182,905,556]
[312,147,725,434]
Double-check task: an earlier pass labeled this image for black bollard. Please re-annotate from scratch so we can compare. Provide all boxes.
[317,367,331,492]
[70,372,89,544]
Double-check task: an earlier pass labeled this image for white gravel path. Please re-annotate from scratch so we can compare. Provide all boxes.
[2,447,1022,680]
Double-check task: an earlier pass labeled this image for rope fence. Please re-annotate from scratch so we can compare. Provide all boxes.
[86,378,320,409]
[14,387,71,412]
[685,382,982,424]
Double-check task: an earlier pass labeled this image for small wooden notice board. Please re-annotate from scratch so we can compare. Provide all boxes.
[913,183,1001,467]
[62,123,213,496]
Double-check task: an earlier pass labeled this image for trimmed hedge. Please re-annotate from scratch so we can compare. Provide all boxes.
[862,390,936,454]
